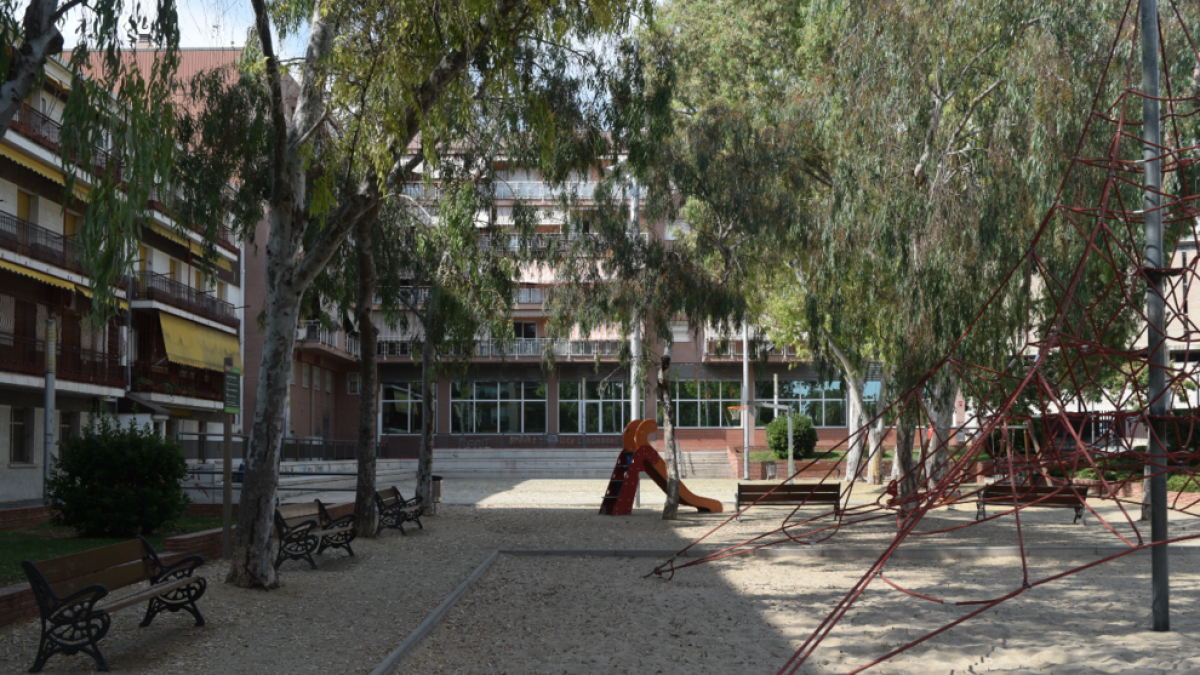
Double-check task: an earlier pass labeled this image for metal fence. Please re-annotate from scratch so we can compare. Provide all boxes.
[177,433,399,461]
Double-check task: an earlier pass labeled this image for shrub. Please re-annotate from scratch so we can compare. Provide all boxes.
[767,414,818,460]
[47,415,191,536]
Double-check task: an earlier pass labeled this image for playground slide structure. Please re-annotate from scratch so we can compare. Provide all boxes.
[598,419,723,515]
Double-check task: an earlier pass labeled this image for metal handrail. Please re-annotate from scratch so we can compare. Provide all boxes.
[13,103,119,179]
[0,330,125,386]
[376,337,625,359]
[128,271,238,326]
[0,210,86,274]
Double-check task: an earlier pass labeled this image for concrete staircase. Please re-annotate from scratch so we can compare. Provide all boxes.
[676,451,734,479]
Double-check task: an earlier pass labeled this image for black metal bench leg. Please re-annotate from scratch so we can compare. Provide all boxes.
[178,600,206,627]
[976,503,986,521]
[28,630,57,673]
[343,541,355,557]
[141,597,165,628]
[78,643,110,673]
[414,516,424,531]
[1075,505,1084,524]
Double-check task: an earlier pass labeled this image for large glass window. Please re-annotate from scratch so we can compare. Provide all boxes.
[558,380,630,434]
[452,381,547,434]
[381,383,431,434]
[662,380,742,428]
[751,379,848,428]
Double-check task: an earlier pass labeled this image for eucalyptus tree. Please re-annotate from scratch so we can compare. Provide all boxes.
[231,0,649,587]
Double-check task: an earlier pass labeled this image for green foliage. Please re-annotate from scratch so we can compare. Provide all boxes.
[47,416,190,537]
[767,414,817,461]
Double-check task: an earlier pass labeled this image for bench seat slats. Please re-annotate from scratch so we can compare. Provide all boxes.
[97,576,195,613]
[53,559,151,598]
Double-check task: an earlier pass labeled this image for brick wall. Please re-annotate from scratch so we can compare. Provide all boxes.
[184,503,240,518]
[0,505,55,532]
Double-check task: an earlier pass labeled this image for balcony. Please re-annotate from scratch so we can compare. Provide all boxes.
[12,104,120,180]
[131,360,223,401]
[703,338,800,361]
[128,271,238,328]
[0,210,86,275]
[298,320,360,360]
[147,187,239,253]
[377,337,625,360]
[0,331,125,387]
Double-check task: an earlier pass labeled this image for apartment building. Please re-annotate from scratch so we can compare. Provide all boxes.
[242,164,852,461]
[0,50,246,503]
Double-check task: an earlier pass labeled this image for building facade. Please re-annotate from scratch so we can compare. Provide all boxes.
[0,51,246,503]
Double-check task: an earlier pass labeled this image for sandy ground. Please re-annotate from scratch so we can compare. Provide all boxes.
[2,479,1199,674]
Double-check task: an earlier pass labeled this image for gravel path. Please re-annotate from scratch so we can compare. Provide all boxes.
[1,479,1197,674]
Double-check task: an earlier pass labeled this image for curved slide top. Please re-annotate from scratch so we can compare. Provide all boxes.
[629,420,723,514]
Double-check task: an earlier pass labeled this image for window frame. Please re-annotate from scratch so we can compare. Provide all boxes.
[452,380,547,434]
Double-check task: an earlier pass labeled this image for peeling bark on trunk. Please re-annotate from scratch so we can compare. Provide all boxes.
[417,335,436,515]
[821,331,866,482]
[657,349,681,520]
[924,377,956,490]
[353,217,380,536]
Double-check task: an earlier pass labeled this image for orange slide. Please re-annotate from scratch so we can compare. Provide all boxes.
[639,449,724,513]
[630,419,723,513]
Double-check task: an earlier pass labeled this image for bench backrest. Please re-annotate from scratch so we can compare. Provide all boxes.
[739,483,840,498]
[276,503,321,529]
[36,539,151,597]
[376,487,403,508]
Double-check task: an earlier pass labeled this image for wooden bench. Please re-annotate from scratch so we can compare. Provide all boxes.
[736,483,843,517]
[273,501,357,570]
[21,536,206,673]
[374,486,424,535]
[975,482,1089,524]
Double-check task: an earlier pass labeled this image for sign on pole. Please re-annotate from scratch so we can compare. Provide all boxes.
[224,362,241,414]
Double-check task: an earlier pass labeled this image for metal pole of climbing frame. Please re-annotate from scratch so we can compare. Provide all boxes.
[1141,0,1169,632]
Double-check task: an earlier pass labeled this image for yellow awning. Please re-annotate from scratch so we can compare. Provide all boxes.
[0,259,75,291]
[0,145,88,200]
[158,312,242,372]
[152,223,234,271]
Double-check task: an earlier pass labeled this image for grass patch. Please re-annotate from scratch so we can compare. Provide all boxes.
[749,449,898,463]
[0,515,234,588]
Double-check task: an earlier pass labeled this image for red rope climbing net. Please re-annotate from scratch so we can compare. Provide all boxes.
[651,2,1200,673]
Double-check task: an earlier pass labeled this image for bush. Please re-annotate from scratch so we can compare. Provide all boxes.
[47,415,191,536]
[767,414,818,460]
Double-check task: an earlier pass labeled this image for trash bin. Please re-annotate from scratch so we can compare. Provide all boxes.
[235,461,246,484]
[431,475,443,504]
[765,463,777,480]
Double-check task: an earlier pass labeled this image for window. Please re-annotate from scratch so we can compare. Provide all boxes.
[326,369,332,393]
[10,408,31,464]
[513,322,536,339]
[302,363,310,388]
[452,381,546,434]
[670,322,691,343]
[347,372,361,395]
[63,211,77,238]
[314,366,322,391]
[559,380,630,434]
[169,259,179,282]
[16,191,30,221]
[382,383,433,434]
[751,380,848,428]
[663,380,740,428]
[517,287,544,304]
[138,245,148,273]
[217,281,226,301]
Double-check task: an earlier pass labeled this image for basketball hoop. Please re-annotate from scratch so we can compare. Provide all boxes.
[727,405,747,424]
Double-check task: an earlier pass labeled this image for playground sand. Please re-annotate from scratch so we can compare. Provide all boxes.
[2,485,1199,674]
[404,552,1200,675]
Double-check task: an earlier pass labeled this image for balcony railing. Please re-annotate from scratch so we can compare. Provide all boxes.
[377,337,625,359]
[0,331,125,387]
[703,339,799,360]
[132,360,223,401]
[0,210,86,274]
[147,187,239,253]
[128,271,238,327]
[298,320,360,358]
[12,104,120,180]
[402,181,598,202]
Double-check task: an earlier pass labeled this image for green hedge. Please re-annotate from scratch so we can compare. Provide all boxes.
[767,414,817,461]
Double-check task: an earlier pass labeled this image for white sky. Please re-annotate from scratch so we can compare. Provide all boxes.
[53,0,308,57]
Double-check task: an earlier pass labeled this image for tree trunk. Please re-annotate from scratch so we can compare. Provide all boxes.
[821,331,866,482]
[893,409,919,514]
[0,0,66,140]
[353,217,380,536]
[656,348,681,520]
[226,249,303,589]
[867,368,891,485]
[417,334,436,514]
[924,377,956,490]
